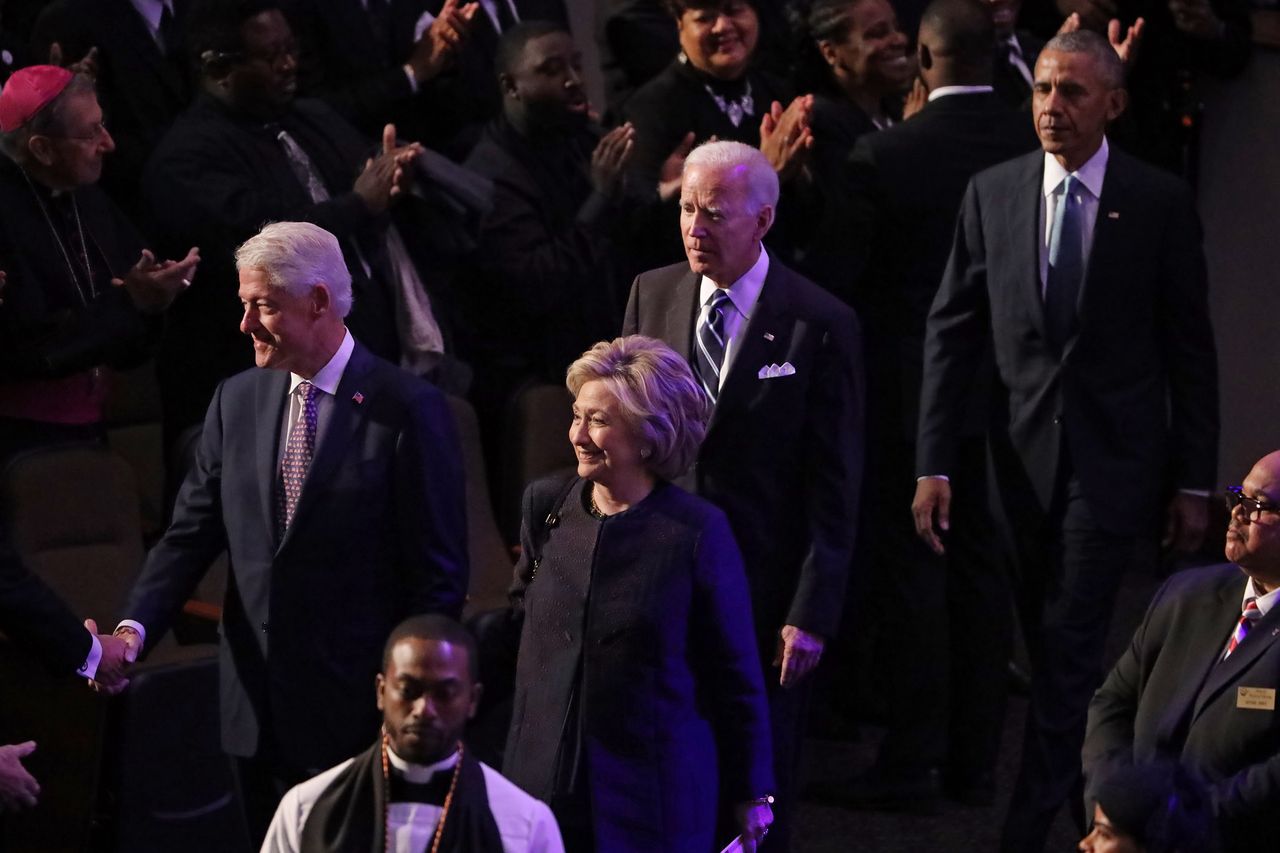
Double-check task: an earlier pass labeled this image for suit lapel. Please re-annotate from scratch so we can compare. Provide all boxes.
[255,369,289,544]
[664,268,701,362]
[111,0,185,99]
[1005,153,1046,341]
[708,263,789,436]
[277,344,378,551]
[1193,592,1280,723]
[1154,577,1241,744]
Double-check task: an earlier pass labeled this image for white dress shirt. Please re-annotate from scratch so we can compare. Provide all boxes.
[128,0,174,46]
[1039,137,1108,295]
[927,84,994,103]
[695,247,769,392]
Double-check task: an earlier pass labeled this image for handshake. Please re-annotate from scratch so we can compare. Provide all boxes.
[82,619,141,695]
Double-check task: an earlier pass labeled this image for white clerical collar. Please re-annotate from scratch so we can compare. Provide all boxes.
[387,745,460,783]
[698,246,769,321]
[289,328,354,397]
[927,84,994,102]
[1042,136,1108,201]
[1244,576,1280,618]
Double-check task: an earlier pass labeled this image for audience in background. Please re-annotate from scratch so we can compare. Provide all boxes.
[0,0,1256,849]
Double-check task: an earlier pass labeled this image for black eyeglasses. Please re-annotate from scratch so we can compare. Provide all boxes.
[1225,486,1280,522]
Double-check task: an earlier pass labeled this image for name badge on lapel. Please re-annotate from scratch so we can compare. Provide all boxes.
[1237,687,1277,711]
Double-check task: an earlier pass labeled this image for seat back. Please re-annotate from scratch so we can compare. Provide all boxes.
[444,394,515,616]
[500,383,575,542]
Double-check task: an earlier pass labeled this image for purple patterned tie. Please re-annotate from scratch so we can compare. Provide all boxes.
[277,381,318,537]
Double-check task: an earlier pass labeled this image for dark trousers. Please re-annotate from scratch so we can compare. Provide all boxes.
[873,437,1011,782]
[760,671,811,853]
[231,754,310,851]
[999,474,1143,853]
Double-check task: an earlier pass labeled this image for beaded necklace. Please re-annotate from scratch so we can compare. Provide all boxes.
[22,169,96,306]
[380,732,464,853]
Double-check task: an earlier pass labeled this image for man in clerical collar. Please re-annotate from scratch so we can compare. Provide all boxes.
[0,65,198,460]
[262,614,564,853]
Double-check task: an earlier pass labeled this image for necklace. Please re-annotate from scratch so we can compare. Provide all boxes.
[588,483,609,519]
[703,79,754,128]
[380,732,464,853]
[22,169,96,306]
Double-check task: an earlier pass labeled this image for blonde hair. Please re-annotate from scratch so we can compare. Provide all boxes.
[566,336,710,481]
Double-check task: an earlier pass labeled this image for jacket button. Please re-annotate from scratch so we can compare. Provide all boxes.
[1052,415,1063,425]
[261,622,270,633]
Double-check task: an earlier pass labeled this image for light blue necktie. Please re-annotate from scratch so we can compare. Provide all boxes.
[1045,174,1084,353]
[693,289,731,403]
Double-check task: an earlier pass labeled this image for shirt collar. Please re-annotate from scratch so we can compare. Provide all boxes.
[927,84,994,103]
[697,246,769,321]
[387,745,460,783]
[1042,136,1108,201]
[1244,576,1280,618]
[288,328,354,397]
[129,0,171,30]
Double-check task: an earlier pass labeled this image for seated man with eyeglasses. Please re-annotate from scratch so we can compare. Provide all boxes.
[1084,449,1280,853]
[0,65,199,462]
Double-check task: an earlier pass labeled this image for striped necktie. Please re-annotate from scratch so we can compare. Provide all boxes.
[1224,597,1262,659]
[277,381,319,537]
[693,289,731,403]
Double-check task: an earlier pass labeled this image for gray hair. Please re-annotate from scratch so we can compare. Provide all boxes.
[683,140,780,211]
[566,336,709,481]
[234,221,354,317]
[0,74,97,163]
[1041,29,1125,90]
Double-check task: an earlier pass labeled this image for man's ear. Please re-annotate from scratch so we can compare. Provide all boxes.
[311,283,332,316]
[498,71,519,99]
[754,203,775,241]
[1105,87,1128,123]
[817,39,840,70]
[375,673,386,712]
[26,135,56,167]
[467,682,484,720]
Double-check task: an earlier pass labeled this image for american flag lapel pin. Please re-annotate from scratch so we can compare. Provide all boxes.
[352,391,364,405]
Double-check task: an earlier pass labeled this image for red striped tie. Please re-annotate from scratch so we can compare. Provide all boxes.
[1224,597,1262,659]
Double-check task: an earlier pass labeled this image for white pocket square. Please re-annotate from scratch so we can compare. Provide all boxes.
[757,362,796,379]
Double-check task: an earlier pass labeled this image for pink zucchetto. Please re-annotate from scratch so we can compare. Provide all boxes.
[0,65,74,133]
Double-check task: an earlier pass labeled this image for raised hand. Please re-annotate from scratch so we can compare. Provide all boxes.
[758,96,814,182]
[407,0,480,83]
[590,123,635,196]
[112,247,200,313]
[657,131,697,202]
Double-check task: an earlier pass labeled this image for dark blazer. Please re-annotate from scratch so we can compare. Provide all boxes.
[0,530,90,676]
[623,257,864,645]
[917,146,1219,534]
[122,342,468,774]
[32,0,191,216]
[846,91,1038,441]
[1084,563,1280,851]
[991,30,1043,110]
[505,477,773,851]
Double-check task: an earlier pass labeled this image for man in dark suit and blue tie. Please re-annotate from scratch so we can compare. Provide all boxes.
[913,29,1219,852]
[1085,450,1280,853]
[623,140,864,851]
[113,221,468,845]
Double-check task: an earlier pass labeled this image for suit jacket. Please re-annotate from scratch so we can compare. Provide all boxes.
[0,529,90,676]
[32,0,191,216]
[991,30,1043,111]
[122,342,467,773]
[1084,563,1280,850]
[623,257,864,645]
[846,91,1038,441]
[917,146,1219,534]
